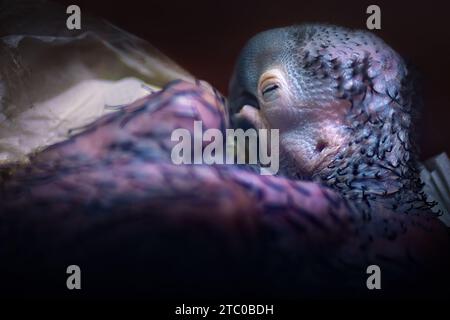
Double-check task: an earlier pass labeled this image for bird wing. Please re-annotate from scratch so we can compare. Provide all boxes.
[0,80,448,297]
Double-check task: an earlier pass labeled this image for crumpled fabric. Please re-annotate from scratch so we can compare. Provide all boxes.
[0,0,192,164]
[420,152,450,225]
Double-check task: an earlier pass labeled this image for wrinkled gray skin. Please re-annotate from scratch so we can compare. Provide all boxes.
[229,24,429,214]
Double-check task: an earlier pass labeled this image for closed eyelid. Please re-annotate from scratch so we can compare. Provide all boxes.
[262,83,279,92]
[259,75,279,92]
[258,68,286,93]
[261,79,280,92]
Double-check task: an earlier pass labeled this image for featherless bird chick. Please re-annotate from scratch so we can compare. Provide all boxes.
[229,24,430,216]
[0,25,449,299]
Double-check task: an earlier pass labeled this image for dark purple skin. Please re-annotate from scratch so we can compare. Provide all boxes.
[0,25,449,299]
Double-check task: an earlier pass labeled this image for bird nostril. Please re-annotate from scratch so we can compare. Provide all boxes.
[316,140,328,153]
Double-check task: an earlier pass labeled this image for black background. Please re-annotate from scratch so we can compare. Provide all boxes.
[53,0,450,159]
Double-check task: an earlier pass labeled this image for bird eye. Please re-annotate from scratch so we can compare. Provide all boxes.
[261,83,280,101]
[259,69,284,102]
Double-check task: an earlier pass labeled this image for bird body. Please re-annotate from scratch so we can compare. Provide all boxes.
[0,25,449,299]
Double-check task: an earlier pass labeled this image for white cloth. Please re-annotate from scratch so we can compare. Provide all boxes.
[0,77,155,162]
[0,26,192,164]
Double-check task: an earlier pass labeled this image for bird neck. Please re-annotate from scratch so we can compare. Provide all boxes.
[314,111,431,214]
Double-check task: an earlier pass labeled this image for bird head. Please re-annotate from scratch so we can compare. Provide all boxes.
[229,24,427,211]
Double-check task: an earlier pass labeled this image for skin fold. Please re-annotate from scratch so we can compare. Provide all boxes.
[0,25,449,299]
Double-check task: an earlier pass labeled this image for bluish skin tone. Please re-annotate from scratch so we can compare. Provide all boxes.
[229,24,431,214]
[0,25,449,298]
